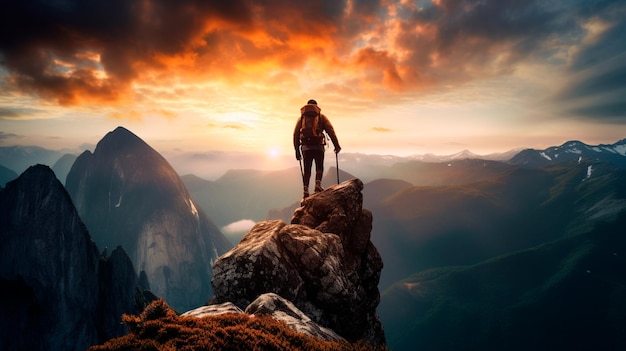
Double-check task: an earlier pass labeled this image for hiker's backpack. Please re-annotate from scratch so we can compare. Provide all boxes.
[299,104,325,145]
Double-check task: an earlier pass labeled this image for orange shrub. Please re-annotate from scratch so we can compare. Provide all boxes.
[89,299,386,351]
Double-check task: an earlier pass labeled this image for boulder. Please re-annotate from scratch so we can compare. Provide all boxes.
[211,179,385,346]
[245,293,344,342]
[182,293,344,342]
[181,302,244,317]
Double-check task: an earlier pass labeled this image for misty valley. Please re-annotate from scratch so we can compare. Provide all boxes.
[1,127,626,351]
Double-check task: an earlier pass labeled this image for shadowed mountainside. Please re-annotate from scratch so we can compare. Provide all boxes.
[0,164,17,187]
[65,127,232,312]
[52,153,78,184]
[370,160,626,288]
[0,165,151,351]
[379,214,626,351]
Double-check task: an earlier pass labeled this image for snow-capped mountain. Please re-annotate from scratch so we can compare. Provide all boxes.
[508,139,626,168]
[410,148,523,162]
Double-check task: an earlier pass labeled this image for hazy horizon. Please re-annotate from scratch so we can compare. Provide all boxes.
[2,128,625,181]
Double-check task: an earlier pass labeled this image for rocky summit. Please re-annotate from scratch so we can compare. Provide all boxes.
[211,178,386,346]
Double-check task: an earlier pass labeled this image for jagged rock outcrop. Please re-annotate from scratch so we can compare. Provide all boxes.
[211,178,386,346]
[182,293,344,342]
[245,293,345,342]
[65,126,232,312]
[181,301,244,317]
[0,165,147,351]
[96,246,143,339]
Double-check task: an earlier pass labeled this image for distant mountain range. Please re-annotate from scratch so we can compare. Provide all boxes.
[2,133,626,350]
[510,139,626,168]
[370,159,626,288]
[3,138,626,185]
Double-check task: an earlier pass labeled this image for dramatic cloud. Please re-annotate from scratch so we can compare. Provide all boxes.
[0,1,352,100]
[1,0,255,104]
[551,3,626,122]
[0,0,624,138]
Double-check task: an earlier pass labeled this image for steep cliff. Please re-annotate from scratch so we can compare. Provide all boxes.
[0,165,146,350]
[211,178,386,346]
[65,126,232,311]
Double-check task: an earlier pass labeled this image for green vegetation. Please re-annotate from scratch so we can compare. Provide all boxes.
[89,299,385,351]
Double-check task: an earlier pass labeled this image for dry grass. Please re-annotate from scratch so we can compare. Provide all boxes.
[89,299,385,351]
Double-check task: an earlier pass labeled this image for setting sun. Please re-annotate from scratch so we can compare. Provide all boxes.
[267,147,281,159]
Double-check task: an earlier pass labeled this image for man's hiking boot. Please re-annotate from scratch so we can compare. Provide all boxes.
[314,181,324,193]
[303,186,310,198]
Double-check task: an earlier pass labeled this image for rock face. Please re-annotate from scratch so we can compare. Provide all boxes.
[182,293,343,342]
[245,293,345,342]
[65,127,232,312]
[0,165,146,350]
[96,245,144,340]
[211,178,386,346]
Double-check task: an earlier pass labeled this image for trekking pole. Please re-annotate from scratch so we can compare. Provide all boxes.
[298,150,305,185]
[335,152,340,184]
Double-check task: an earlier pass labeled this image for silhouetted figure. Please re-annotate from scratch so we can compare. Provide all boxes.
[294,99,341,198]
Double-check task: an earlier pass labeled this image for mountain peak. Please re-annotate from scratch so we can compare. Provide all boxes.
[211,178,386,347]
[109,126,136,138]
[6,164,73,208]
[102,126,138,142]
[451,149,479,160]
[509,138,626,168]
[65,127,232,312]
[95,126,146,155]
[613,138,626,145]
[559,140,586,148]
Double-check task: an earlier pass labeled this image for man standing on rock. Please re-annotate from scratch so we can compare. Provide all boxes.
[294,99,341,198]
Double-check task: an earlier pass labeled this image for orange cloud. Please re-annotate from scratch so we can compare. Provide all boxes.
[372,127,393,132]
[223,124,247,130]
[2,0,625,127]
[110,109,177,121]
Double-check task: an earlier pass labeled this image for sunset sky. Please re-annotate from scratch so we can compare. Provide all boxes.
[1,0,625,167]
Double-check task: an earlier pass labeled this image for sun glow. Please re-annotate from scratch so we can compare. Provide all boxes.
[267,147,281,159]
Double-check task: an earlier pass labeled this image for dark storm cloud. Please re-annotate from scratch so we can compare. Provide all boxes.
[380,0,626,122]
[567,102,626,122]
[393,0,572,83]
[0,0,359,105]
[0,0,254,104]
[345,0,578,92]
[553,2,626,121]
[558,60,626,101]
